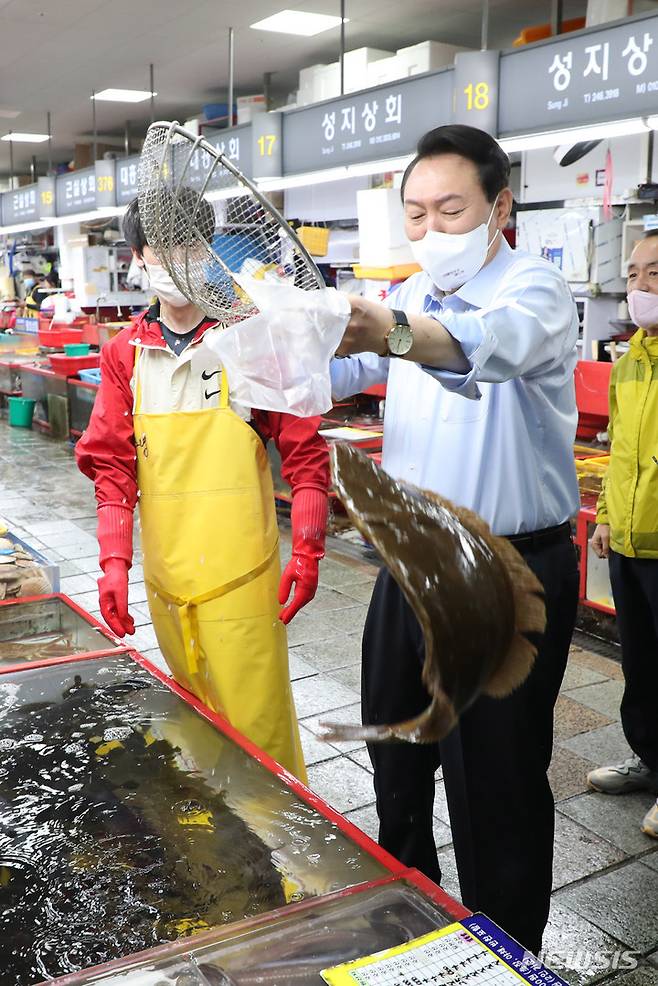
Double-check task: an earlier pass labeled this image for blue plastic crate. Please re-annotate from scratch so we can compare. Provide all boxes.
[78,368,101,385]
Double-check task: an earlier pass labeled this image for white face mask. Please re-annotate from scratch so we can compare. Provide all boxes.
[144,261,190,309]
[409,196,501,292]
[627,289,658,329]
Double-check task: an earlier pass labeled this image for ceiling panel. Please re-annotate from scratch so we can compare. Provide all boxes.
[0,0,604,177]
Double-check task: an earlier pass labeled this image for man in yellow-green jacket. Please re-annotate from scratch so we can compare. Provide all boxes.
[589,230,658,840]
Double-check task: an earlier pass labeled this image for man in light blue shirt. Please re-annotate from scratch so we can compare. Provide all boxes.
[332,124,580,954]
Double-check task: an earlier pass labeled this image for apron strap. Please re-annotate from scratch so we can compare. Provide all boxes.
[146,539,279,675]
[133,345,143,415]
[219,361,229,408]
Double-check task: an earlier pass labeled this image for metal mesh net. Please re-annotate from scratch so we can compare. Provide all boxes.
[137,121,324,323]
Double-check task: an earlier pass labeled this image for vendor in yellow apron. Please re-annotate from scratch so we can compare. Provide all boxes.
[133,347,307,783]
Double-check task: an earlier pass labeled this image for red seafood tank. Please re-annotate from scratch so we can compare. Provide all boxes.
[0,593,467,986]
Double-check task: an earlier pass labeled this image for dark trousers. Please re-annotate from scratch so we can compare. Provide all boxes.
[362,532,579,955]
[609,550,658,772]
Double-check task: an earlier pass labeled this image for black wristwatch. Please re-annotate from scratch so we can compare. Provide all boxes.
[384,309,413,357]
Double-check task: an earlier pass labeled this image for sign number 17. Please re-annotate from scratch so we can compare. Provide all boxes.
[257,134,277,156]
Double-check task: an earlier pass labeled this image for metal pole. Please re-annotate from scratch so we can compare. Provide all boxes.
[92,90,97,163]
[263,71,273,110]
[8,133,14,191]
[481,0,490,50]
[47,110,52,174]
[228,28,235,127]
[340,0,346,95]
[150,63,155,124]
[124,119,130,157]
[550,0,563,36]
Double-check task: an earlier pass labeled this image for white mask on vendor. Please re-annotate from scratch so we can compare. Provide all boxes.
[144,261,190,310]
[627,289,658,330]
[409,195,501,292]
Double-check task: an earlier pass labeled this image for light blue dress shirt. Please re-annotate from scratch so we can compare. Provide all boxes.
[330,239,580,537]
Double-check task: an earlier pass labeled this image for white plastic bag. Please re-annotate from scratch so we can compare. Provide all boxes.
[194,276,350,417]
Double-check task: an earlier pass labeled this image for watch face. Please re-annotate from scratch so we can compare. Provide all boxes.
[388,323,413,356]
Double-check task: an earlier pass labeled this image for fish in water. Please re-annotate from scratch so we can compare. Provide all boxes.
[320,444,546,745]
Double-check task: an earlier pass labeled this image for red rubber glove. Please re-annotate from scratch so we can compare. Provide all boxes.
[98,558,135,637]
[96,504,135,637]
[278,487,328,625]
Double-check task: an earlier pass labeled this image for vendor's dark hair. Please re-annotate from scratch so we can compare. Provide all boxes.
[123,190,215,255]
[401,125,511,203]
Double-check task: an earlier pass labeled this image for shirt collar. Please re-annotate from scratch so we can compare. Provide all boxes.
[452,236,514,309]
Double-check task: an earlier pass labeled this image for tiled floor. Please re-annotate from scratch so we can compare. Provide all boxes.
[1,421,657,986]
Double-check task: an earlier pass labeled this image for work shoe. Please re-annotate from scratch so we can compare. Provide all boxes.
[587,755,658,794]
[641,799,658,839]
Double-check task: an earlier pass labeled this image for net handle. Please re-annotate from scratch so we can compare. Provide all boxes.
[149,120,326,290]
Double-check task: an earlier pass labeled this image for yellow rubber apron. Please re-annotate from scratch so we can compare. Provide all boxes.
[133,347,307,783]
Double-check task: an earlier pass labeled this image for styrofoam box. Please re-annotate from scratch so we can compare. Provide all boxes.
[344,47,393,93]
[367,41,467,87]
[237,94,267,125]
[357,188,415,267]
[297,49,393,104]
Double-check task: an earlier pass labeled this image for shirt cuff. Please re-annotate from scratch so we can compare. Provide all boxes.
[418,308,487,399]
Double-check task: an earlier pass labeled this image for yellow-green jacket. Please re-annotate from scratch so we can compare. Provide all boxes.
[597,328,658,558]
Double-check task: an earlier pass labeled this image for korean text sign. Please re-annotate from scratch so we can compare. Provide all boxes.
[283,70,453,174]
[499,14,658,135]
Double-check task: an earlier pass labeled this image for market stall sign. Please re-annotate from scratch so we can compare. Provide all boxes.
[38,177,56,220]
[116,155,141,205]
[499,12,658,135]
[453,50,500,135]
[252,112,282,180]
[55,167,97,216]
[95,160,117,208]
[282,69,453,175]
[1,183,40,225]
[184,124,253,187]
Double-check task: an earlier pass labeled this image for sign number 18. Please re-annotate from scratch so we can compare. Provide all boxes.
[257,134,277,156]
[463,82,490,110]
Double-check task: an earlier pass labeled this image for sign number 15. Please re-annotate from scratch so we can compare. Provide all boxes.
[463,82,490,110]
[257,134,277,156]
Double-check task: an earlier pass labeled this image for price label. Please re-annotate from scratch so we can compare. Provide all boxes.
[40,189,53,206]
[97,175,114,193]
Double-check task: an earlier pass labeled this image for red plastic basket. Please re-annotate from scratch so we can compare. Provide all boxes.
[48,353,101,376]
[39,326,85,349]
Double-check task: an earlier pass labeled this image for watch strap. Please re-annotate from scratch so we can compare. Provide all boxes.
[391,309,410,328]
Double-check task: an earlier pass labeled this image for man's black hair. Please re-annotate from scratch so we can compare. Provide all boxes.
[643,229,658,239]
[400,125,511,203]
[123,189,216,256]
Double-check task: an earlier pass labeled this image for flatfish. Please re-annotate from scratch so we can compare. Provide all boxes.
[321,444,546,744]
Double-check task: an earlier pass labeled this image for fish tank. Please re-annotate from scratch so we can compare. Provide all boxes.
[47,879,465,986]
[0,652,407,986]
[0,594,127,671]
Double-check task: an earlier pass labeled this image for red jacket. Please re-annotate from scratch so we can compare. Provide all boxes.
[75,307,330,511]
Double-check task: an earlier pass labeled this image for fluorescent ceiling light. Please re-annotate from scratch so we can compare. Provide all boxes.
[1,132,49,143]
[250,9,346,36]
[256,154,413,192]
[93,88,156,103]
[498,117,648,153]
